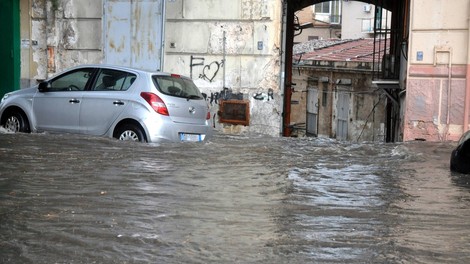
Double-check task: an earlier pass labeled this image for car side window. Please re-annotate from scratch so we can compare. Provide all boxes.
[93,69,136,91]
[49,69,94,91]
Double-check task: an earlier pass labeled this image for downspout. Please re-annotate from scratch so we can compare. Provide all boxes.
[464,14,470,133]
[446,49,452,141]
[434,47,452,141]
[160,0,166,71]
[223,31,226,88]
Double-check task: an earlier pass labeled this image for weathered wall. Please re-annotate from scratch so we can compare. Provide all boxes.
[404,0,470,141]
[292,67,386,142]
[163,0,283,136]
[24,0,285,137]
[27,0,102,82]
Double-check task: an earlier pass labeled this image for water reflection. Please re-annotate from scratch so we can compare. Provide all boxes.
[0,132,469,263]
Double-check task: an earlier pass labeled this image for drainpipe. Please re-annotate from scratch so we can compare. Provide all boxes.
[446,49,452,141]
[464,14,470,133]
[434,46,452,141]
[160,0,166,71]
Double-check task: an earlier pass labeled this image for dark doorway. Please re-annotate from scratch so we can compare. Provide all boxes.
[0,0,20,98]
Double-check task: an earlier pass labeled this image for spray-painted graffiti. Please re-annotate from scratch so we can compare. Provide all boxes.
[208,88,243,106]
[190,55,224,82]
[253,88,274,101]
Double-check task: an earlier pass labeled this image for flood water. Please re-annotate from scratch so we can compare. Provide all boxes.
[1,131,470,263]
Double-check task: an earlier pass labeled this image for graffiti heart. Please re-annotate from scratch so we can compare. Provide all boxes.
[201,61,221,82]
[190,55,225,83]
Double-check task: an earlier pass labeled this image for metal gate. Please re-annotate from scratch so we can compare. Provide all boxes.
[336,90,350,140]
[104,0,164,71]
[306,88,319,136]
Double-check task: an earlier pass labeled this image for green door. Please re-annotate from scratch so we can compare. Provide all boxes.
[0,0,20,98]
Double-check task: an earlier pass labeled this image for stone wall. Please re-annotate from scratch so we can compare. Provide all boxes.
[26,0,102,82]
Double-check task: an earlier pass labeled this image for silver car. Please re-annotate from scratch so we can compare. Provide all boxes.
[0,65,213,143]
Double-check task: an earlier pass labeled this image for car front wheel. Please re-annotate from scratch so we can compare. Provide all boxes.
[2,111,30,133]
[115,124,146,142]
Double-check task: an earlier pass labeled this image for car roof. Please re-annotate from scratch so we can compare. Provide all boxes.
[63,64,185,77]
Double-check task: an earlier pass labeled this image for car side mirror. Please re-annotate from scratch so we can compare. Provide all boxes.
[38,81,49,92]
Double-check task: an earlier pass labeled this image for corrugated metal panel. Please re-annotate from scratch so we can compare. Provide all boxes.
[104,0,164,71]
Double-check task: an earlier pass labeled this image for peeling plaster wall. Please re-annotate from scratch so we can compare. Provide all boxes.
[30,0,102,80]
[405,0,470,141]
[164,0,283,136]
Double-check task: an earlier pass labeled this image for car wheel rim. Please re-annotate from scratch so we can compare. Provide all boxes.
[5,116,20,132]
[119,130,139,141]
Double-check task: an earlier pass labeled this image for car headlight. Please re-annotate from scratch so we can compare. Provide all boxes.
[1,93,10,104]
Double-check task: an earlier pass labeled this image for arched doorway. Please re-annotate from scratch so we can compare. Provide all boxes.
[282,0,409,142]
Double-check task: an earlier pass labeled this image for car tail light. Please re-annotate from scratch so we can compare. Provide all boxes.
[206,111,211,120]
[140,92,169,116]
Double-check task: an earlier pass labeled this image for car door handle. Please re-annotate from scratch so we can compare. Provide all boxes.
[113,100,124,106]
[69,99,80,104]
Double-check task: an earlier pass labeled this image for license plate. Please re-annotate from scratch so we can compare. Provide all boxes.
[179,133,203,142]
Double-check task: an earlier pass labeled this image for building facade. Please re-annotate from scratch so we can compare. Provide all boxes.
[404,0,470,141]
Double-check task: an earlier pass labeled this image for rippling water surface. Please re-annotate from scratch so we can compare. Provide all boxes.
[1,131,469,263]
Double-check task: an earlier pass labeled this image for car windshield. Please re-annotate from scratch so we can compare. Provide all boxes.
[152,75,203,100]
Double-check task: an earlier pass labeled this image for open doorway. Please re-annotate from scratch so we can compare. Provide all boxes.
[282,0,409,142]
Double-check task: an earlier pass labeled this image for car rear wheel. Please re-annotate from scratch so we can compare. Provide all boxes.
[115,124,146,142]
[2,111,30,133]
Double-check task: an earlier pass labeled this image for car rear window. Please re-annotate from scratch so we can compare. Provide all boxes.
[152,75,203,100]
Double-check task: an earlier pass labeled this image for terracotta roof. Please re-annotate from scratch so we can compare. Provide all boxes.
[293,38,390,63]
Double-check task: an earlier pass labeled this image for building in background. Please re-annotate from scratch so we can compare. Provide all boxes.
[294,0,391,42]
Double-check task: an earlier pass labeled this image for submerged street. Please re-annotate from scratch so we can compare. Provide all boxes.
[1,131,470,263]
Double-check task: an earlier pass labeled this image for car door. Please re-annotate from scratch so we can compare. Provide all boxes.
[79,69,137,135]
[32,68,95,133]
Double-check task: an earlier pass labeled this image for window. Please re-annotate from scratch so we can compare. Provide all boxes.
[315,2,330,14]
[49,69,94,91]
[308,36,319,41]
[322,90,328,107]
[314,1,341,24]
[361,19,373,32]
[93,69,136,91]
[153,75,203,99]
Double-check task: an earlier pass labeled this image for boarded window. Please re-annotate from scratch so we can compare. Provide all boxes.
[218,100,250,126]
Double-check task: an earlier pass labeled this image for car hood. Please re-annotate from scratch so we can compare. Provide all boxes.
[5,86,37,97]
